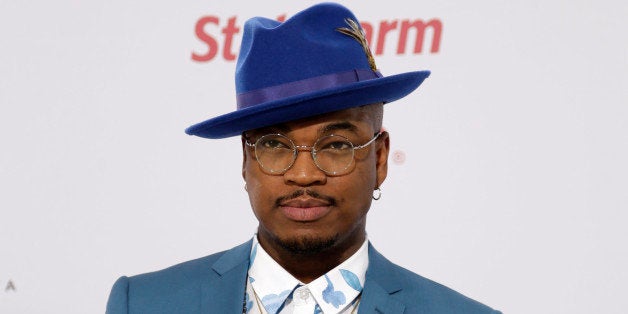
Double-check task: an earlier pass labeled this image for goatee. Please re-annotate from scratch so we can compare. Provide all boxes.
[276,234,339,256]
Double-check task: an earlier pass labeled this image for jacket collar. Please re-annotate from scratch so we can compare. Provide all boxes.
[201,240,253,313]
[358,243,406,313]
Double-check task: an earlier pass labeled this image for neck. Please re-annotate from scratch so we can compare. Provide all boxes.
[256,230,366,283]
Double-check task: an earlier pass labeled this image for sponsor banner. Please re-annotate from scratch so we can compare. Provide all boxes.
[190,14,443,62]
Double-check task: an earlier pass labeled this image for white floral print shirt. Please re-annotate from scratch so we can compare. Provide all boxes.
[244,236,368,314]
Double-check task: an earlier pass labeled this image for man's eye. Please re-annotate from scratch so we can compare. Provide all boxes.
[324,141,351,150]
[262,139,289,149]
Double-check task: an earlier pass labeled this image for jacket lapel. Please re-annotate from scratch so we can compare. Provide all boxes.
[200,240,252,314]
[358,244,406,314]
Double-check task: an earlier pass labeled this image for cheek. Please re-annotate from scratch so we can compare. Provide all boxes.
[244,161,278,216]
[348,157,379,208]
[352,153,378,190]
[335,168,376,213]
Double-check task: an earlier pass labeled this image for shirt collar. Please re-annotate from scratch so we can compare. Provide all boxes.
[247,236,369,314]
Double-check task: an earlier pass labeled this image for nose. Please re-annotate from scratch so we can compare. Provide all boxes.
[283,149,327,186]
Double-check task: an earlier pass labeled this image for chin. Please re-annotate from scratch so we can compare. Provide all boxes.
[276,233,339,256]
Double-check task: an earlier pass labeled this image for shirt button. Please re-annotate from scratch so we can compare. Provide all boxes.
[293,286,311,304]
[299,288,309,300]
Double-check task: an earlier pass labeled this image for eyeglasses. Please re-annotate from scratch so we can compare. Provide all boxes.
[245,132,382,175]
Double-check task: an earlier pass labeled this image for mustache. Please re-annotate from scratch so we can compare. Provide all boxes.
[275,189,337,207]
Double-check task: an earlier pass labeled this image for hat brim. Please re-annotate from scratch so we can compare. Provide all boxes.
[185,70,430,139]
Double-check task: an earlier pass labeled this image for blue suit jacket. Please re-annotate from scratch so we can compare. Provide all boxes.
[106,240,501,313]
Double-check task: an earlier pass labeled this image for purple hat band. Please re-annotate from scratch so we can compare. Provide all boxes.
[236,69,382,109]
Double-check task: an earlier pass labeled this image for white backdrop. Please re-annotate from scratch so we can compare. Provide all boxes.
[1,0,627,313]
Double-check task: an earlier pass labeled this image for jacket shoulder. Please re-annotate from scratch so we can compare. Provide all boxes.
[367,246,501,314]
[130,249,226,286]
[106,241,252,314]
[393,264,500,313]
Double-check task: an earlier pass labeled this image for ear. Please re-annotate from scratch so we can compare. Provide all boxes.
[375,131,390,188]
[241,136,248,180]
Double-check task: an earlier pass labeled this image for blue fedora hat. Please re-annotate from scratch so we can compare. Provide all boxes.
[185,2,430,139]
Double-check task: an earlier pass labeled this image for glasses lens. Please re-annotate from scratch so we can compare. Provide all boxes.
[255,134,295,173]
[314,135,355,175]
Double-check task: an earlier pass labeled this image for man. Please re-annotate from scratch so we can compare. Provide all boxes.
[107,3,501,313]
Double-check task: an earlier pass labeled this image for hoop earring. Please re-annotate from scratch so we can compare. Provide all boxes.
[372,187,381,200]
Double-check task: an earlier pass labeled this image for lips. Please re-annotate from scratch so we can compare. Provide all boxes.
[279,197,332,222]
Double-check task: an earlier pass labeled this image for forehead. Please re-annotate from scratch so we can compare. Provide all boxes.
[247,106,374,136]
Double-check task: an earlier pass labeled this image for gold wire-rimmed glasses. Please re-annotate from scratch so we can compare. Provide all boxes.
[245,132,382,175]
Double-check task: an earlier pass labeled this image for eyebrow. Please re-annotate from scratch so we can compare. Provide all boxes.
[250,124,291,135]
[320,121,359,135]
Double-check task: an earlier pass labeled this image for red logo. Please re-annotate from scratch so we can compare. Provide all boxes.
[191,14,442,62]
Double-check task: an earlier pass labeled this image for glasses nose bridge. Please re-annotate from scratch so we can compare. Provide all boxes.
[287,139,338,177]
[291,144,318,166]
[294,144,314,153]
